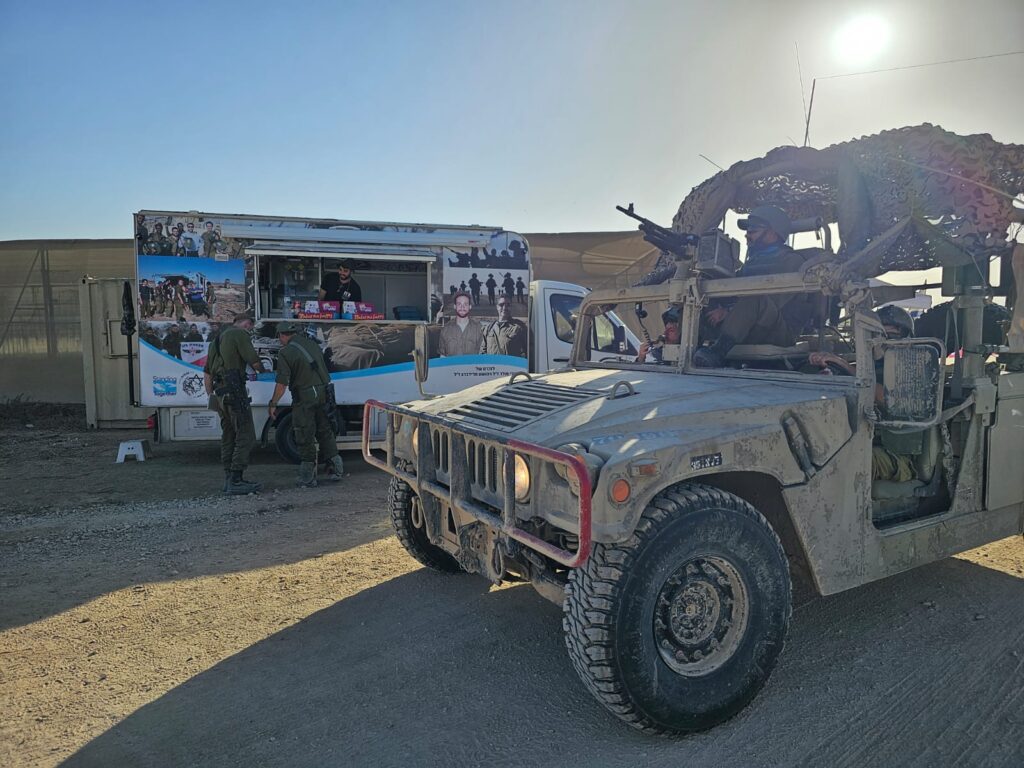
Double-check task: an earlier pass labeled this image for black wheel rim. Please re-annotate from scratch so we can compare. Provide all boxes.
[653,555,750,676]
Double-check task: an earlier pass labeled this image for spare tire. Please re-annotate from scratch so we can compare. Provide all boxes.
[914,300,1009,348]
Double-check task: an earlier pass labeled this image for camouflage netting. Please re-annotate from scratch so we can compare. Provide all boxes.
[666,124,1024,280]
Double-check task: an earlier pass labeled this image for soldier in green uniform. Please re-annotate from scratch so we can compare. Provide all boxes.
[479,296,528,357]
[268,322,343,487]
[203,312,267,494]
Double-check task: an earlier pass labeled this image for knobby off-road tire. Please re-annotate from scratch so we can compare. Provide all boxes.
[563,482,791,734]
[388,471,462,573]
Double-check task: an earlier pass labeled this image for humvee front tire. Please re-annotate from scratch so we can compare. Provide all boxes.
[563,483,791,733]
[388,474,462,573]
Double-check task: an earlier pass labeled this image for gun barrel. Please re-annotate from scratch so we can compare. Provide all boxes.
[615,204,642,222]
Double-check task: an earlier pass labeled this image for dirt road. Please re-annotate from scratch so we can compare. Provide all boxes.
[1,424,1022,767]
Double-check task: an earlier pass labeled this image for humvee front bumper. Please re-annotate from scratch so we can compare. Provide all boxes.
[361,399,593,568]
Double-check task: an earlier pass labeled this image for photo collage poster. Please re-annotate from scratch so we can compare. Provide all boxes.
[135,212,531,407]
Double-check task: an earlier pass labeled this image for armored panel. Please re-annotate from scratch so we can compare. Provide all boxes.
[985,373,1024,510]
[878,342,944,426]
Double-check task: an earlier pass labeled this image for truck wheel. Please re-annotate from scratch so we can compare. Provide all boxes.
[388,472,462,573]
[563,482,791,734]
[273,411,301,465]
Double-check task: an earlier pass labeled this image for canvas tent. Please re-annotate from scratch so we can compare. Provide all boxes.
[525,230,662,288]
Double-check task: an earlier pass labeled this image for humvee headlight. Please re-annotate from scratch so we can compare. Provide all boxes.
[410,422,420,456]
[514,454,531,501]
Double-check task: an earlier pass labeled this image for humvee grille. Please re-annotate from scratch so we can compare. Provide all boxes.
[443,381,602,432]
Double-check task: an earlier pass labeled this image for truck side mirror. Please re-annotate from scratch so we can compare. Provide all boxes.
[613,324,626,353]
[413,324,429,384]
[875,340,946,427]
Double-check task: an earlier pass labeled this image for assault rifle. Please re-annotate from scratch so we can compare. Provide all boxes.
[617,203,699,258]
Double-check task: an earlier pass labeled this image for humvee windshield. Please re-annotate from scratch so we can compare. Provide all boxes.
[575,293,851,375]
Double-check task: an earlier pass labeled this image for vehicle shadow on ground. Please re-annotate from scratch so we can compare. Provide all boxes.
[64,557,1024,768]
[0,455,393,632]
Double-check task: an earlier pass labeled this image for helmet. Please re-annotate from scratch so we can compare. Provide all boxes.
[738,206,792,238]
[877,305,914,338]
[661,306,681,325]
[276,321,299,334]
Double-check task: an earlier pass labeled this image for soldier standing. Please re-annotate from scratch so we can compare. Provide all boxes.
[205,279,217,318]
[268,322,343,487]
[201,221,219,256]
[479,296,528,357]
[172,279,188,321]
[203,312,267,494]
[163,324,182,359]
[468,273,482,306]
[138,279,155,318]
[153,279,167,316]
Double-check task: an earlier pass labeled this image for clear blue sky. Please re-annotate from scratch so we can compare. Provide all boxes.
[1,0,1022,241]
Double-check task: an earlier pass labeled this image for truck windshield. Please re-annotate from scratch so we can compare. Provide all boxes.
[550,294,640,362]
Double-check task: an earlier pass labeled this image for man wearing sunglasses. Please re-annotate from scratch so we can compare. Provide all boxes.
[693,205,806,368]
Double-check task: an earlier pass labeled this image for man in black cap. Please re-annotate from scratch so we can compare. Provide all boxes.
[480,295,527,358]
[693,205,806,368]
[319,259,362,303]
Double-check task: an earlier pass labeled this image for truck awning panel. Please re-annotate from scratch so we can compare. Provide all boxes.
[245,243,436,263]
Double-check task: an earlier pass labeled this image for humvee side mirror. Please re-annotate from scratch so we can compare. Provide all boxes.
[875,339,946,427]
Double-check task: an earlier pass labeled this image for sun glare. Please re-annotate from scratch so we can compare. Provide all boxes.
[832,14,891,67]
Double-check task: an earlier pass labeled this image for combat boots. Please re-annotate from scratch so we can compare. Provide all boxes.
[225,470,262,495]
[296,462,318,488]
[223,470,231,493]
[324,455,344,482]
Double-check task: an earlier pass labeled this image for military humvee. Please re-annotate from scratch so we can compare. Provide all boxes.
[362,126,1024,733]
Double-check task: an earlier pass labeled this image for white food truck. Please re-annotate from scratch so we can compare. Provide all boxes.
[134,210,639,461]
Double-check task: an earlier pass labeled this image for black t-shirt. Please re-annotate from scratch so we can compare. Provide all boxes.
[320,273,362,302]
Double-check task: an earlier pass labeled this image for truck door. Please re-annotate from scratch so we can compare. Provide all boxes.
[533,281,639,371]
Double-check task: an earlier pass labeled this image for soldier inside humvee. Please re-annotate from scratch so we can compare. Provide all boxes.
[808,304,924,483]
[693,205,809,368]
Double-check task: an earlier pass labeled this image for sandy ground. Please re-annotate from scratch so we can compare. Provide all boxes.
[0,423,1022,767]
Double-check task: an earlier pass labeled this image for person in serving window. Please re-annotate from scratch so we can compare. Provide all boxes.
[319,259,362,303]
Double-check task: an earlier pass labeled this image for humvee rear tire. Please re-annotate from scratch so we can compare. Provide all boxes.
[388,474,462,573]
[563,482,791,733]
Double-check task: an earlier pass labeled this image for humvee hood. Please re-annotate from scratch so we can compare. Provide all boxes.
[412,367,854,451]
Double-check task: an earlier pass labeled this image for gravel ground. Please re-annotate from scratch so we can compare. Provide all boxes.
[0,424,1022,767]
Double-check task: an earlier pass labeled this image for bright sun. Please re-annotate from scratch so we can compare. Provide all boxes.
[832,14,891,67]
